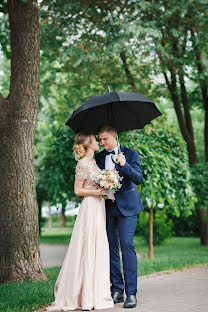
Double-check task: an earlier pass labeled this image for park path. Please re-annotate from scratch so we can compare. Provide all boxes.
[36,264,208,312]
[40,244,147,268]
[40,244,68,268]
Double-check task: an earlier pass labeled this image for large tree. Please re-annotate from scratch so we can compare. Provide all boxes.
[0,0,46,283]
[38,0,205,166]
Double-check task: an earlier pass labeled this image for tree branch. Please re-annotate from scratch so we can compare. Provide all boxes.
[120,51,138,92]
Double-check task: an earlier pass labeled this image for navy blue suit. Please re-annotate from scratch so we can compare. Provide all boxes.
[95,144,144,295]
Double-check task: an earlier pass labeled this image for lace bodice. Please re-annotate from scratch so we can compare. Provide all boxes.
[75,158,102,190]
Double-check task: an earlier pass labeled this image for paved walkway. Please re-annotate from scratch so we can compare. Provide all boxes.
[36,264,208,312]
[40,244,147,268]
[40,244,68,268]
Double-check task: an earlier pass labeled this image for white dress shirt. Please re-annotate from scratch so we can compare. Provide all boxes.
[105,145,119,201]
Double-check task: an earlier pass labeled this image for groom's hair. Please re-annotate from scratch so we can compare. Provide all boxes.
[97,122,117,134]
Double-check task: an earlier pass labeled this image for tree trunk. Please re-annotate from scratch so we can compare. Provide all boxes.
[0,0,46,283]
[61,208,66,227]
[178,69,198,164]
[48,204,52,230]
[162,66,198,166]
[191,30,208,163]
[120,51,138,92]
[149,206,153,259]
[37,198,42,236]
[196,208,208,246]
[157,28,198,166]
[178,69,195,140]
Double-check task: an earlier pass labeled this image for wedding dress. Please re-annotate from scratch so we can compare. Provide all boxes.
[45,158,114,311]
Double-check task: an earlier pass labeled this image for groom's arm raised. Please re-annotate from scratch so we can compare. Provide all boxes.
[116,151,143,185]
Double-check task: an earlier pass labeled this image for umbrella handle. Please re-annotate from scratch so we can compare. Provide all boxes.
[116,131,121,154]
[111,131,123,164]
[111,154,118,164]
[111,150,124,164]
[111,131,122,164]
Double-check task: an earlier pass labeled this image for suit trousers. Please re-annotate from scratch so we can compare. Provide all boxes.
[105,199,137,295]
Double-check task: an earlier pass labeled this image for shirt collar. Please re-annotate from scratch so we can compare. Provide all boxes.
[106,145,119,153]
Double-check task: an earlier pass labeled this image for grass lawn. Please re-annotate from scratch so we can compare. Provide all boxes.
[0,235,207,312]
[42,215,76,230]
[40,228,73,245]
[134,236,208,275]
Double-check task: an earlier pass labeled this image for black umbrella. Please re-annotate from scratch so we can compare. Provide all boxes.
[65,91,162,135]
[65,90,162,162]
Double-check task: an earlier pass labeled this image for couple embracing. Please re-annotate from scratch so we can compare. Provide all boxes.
[46,123,144,311]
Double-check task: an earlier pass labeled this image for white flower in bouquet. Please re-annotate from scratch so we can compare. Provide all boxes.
[94,168,123,199]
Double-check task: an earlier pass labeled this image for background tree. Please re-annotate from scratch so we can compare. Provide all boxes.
[35,124,77,228]
[36,0,206,244]
[190,163,208,246]
[0,0,46,283]
[120,126,197,258]
[38,0,207,166]
[0,0,206,265]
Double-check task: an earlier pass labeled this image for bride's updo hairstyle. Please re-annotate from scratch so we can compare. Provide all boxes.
[73,132,93,161]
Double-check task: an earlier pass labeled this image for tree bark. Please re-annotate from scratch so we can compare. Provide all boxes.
[178,70,194,135]
[37,198,42,236]
[163,67,197,165]
[48,204,52,230]
[191,30,208,163]
[0,0,46,283]
[196,208,208,246]
[157,25,198,166]
[149,206,153,259]
[61,208,66,227]
[120,51,138,92]
[178,69,198,164]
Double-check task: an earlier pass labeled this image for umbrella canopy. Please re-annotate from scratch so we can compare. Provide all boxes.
[65,91,162,134]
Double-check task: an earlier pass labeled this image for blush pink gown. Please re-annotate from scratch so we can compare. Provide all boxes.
[46,158,114,311]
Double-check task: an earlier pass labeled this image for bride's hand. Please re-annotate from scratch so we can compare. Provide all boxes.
[95,188,107,196]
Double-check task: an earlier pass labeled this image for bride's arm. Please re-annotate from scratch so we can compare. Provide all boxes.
[74,179,106,197]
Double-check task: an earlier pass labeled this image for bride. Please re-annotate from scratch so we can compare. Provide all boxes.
[45,132,114,311]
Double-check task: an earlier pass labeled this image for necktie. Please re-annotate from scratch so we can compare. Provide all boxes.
[105,150,115,155]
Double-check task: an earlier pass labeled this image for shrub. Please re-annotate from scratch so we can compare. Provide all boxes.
[136,210,173,245]
[190,163,208,211]
[120,127,197,218]
[167,210,199,237]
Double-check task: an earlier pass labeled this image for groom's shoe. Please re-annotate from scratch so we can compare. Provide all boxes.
[111,292,124,304]
[123,295,137,308]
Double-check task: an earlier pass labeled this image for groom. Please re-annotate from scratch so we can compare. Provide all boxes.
[95,122,144,308]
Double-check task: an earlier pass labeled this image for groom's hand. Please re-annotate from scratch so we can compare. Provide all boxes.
[116,152,126,167]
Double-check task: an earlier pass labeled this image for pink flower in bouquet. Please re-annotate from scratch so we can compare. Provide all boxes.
[94,168,123,199]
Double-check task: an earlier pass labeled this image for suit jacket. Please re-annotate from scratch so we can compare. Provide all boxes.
[95,144,144,216]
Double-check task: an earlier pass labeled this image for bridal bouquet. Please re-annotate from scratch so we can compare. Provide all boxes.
[94,168,123,199]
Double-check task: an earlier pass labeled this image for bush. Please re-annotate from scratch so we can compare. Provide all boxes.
[190,163,208,211]
[40,216,47,228]
[120,127,196,218]
[136,210,174,245]
[166,210,199,237]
